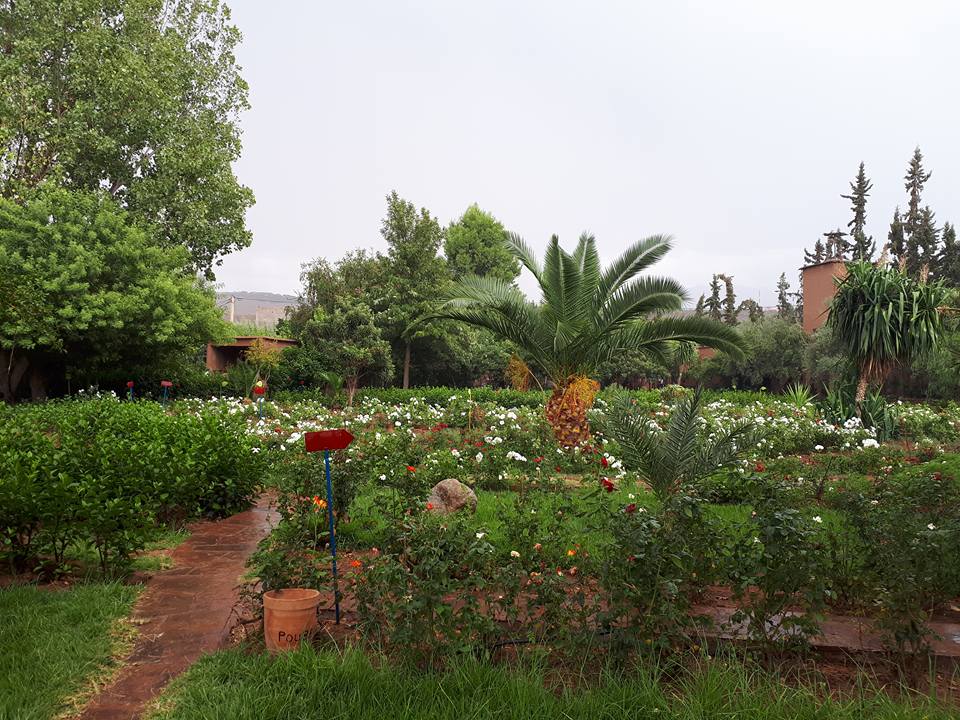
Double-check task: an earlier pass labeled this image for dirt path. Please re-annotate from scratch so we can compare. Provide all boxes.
[78,496,277,720]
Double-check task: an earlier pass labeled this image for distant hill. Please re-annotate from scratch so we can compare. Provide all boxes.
[216,292,298,329]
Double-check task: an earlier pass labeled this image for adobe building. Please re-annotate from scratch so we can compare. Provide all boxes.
[205,336,298,373]
[801,258,847,334]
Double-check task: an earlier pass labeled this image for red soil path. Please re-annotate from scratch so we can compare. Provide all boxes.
[79,496,277,720]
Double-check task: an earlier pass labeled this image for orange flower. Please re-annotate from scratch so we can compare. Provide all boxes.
[426,502,434,510]
[312,496,327,512]
[350,559,362,569]
[566,549,577,557]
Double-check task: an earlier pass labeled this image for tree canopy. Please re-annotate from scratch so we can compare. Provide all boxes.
[0,187,225,400]
[0,0,253,275]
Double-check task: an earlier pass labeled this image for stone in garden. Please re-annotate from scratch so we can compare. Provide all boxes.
[427,478,477,515]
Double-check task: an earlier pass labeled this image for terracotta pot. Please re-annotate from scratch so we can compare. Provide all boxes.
[263,588,321,654]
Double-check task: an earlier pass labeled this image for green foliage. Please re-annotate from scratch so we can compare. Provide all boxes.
[444,205,519,281]
[0,187,225,400]
[431,233,743,385]
[691,318,808,392]
[828,261,947,401]
[598,387,760,501]
[0,0,253,274]
[0,398,260,574]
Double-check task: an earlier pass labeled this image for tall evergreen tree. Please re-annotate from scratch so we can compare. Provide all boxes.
[775,273,794,321]
[938,222,960,285]
[907,206,939,275]
[803,239,826,265]
[704,275,723,322]
[823,229,849,260]
[694,295,705,316]
[842,162,875,261]
[887,208,906,263]
[720,274,738,325]
[904,147,932,237]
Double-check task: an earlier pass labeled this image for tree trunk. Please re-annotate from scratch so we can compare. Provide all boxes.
[29,365,48,401]
[402,341,411,390]
[855,373,870,404]
[346,377,358,407]
[544,376,600,447]
[0,348,29,403]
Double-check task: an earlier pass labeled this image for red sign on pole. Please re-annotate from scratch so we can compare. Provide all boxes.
[304,429,354,452]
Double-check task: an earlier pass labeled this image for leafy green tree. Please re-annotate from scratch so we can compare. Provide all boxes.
[0,0,253,276]
[828,260,947,403]
[842,162,875,260]
[429,233,742,445]
[293,296,393,405]
[0,187,224,401]
[704,275,723,321]
[776,273,794,321]
[737,298,764,323]
[444,205,519,281]
[696,318,808,392]
[379,192,450,388]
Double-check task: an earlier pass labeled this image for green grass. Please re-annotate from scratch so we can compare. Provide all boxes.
[0,582,140,720]
[151,647,956,720]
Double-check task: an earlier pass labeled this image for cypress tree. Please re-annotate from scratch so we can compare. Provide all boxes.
[720,274,737,325]
[776,272,794,320]
[904,147,932,237]
[908,206,939,275]
[823,229,849,260]
[842,162,875,260]
[694,294,705,316]
[704,275,723,321]
[938,222,960,285]
[803,239,826,265]
[888,208,906,263]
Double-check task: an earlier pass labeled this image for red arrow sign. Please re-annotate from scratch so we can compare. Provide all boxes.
[304,429,355,452]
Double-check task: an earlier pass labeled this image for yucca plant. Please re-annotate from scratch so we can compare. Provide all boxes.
[428,233,742,445]
[783,382,815,411]
[598,387,761,501]
[828,261,947,403]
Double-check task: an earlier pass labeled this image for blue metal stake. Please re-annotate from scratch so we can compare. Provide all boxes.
[324,449,340,623]
[257,396,263,419]
[161,386,169,406]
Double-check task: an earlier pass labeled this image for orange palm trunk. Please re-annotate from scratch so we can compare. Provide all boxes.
[545,376,600,447]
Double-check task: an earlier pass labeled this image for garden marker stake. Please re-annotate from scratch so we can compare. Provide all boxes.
[126,380,134,401]
[304,429,355,624]
[160,380,172,406]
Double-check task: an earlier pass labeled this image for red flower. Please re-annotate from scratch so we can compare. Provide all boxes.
[406,465,416,473]
[601,477,615,493]
[755,462,765,473]
[934,471,943,481]
[274,427,283,433]
[426,502,434,510]
[625,503,637,514]
[533,456,543,464]
[555,466,563,473]
[600,456,609,468]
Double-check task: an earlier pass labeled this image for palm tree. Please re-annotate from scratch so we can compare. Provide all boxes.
[598,387,761,500]
[428,233,743,445]
[828,260,947,403]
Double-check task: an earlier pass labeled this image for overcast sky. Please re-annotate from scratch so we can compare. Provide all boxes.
[214,0,960,306]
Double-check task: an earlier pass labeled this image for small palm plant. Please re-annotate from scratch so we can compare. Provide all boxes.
[599,387,761,501]
[428,233,742,445]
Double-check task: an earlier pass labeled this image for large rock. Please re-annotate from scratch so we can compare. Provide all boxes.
[427,478,477,515]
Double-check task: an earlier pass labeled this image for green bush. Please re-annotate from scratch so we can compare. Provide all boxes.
[0,397,261,574]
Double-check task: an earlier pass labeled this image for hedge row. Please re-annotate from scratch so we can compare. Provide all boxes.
[0,398,262,574]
